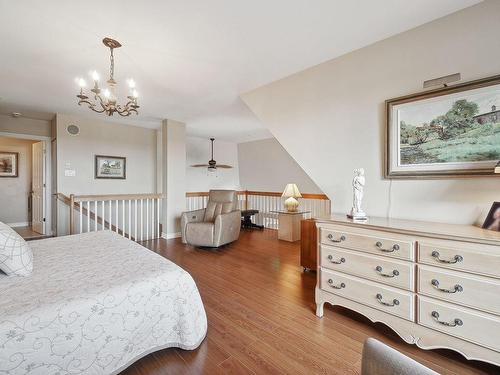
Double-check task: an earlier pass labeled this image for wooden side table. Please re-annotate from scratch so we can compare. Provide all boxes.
[272,211,310,242]
[300,218,317,271]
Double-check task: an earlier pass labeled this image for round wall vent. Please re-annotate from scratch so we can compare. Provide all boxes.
[66,124,80,136]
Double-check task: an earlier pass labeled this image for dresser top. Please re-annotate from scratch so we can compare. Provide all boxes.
[315,214,500,246]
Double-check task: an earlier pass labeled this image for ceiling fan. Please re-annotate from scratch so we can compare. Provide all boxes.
[191,138,233,172]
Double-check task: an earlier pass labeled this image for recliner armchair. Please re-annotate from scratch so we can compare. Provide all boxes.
[181,190,241,247]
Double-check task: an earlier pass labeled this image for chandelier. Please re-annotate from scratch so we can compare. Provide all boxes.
[76,38,139,117]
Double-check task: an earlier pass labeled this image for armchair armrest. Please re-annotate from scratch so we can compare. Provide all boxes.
[181,209,205,243]
[214,210,241,247]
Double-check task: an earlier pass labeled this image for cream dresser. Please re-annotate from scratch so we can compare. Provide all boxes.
[315,215,500,367]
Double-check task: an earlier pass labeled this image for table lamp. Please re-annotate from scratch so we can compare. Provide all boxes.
[282,183,302,212]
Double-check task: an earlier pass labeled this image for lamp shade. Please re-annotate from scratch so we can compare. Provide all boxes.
[282,183,302,198]
[495,161,500,174]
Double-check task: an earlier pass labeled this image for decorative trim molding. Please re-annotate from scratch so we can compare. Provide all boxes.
[162,232,181,240]
[7,222,29,228]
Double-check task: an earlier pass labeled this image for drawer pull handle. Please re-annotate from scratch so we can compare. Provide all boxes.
[376,293,399,307]
[375,266,399,278]
[327,234,346,243]
[327,279,345,289]
[431,311,463,327]
[375,242,400,253]
[327,255,345,264]
[431,251,463,264]
[431,279,463,293]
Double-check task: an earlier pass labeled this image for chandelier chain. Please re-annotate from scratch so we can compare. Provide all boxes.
[109,48,114,81]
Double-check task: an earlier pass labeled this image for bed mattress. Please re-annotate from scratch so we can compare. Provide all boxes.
[0,231,207,375]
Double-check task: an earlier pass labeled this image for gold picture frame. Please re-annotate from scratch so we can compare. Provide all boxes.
[386,75,500,179]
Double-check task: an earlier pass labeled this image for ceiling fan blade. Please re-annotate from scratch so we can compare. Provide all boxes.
[216,164,233,169]
[190,164,210,167]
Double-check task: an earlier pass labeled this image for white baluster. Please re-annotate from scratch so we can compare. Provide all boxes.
[135,199,138,241]
[140,199,144,241]
[146,199,150,240]
[115,200,119,233]
[156,198,160,239]
[87,201,90,233]
[101,200,105,230]
[128,199,132,239]
[94,201,98,231]
[122,200,125,237]
[109,200,112,231]
[79,202,83,234]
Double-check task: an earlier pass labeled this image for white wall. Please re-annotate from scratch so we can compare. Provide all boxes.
[242,0,500,225]
[55,113,157,195]
[163,120,186,237]
[238,137,322,194]
[0,137,36,225]
[0,115,51,137]
[186,136,241,192]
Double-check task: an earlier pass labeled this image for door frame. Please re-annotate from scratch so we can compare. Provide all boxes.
[0,131,52,235]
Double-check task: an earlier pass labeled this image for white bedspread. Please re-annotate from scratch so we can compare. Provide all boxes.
[0,231,207,375]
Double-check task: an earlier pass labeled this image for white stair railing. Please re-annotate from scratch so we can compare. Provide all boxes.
[69,193,163,241]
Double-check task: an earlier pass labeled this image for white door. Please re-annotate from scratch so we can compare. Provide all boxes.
[32,141,46,234]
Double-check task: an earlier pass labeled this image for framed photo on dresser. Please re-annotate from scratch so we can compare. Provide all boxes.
[483,202,500,232]
[386,75,500,178]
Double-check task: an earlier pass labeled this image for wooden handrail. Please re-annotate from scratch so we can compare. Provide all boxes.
[73,193,164,202]
[186,190,329,200]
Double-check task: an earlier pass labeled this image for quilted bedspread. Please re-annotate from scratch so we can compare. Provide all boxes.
[0,231,207,375]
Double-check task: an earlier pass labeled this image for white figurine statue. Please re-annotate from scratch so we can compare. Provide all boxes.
[348,168,367,220]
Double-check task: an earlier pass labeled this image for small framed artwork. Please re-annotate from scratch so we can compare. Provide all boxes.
[95,155,126,179]
[386,75,500,178]
[482,202,500,232]
[0,152,19,177]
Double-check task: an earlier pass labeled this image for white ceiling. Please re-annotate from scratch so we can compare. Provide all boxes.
[0,0,481,142]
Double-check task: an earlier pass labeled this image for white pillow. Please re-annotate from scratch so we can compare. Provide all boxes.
[0,222,33,276]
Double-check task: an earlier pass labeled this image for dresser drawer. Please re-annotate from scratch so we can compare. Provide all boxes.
[418,296,500,352]
[320,226,414,261]
[418,239,500,279]
[320,245,414,291]
[320,269,414,321]
[418,265,500,316]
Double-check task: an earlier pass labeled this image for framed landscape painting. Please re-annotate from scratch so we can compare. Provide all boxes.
[0,152,18,177]
[95,155,126,179]
[386,75,500,178]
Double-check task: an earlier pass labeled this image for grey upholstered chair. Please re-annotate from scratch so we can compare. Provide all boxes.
[181,190,241,247]
[361,338,438,375]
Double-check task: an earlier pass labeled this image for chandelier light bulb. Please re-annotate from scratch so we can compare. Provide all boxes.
[91,70,100,81]
[77,78,86,87]
[127,79,136,89]
[103,89,111,98]
[132,89,139,98]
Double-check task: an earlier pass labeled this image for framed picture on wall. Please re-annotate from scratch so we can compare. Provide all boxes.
[95,155,126,179]
[0,152,19,177]
[386,75,500,178]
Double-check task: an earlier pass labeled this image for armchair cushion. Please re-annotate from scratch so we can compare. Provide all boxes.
[185,222,214,247]
[202,190,239,222]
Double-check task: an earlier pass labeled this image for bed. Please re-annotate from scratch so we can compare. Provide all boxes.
[0,231,207,375]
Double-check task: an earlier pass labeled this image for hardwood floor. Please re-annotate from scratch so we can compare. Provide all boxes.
[122,229,499,375]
